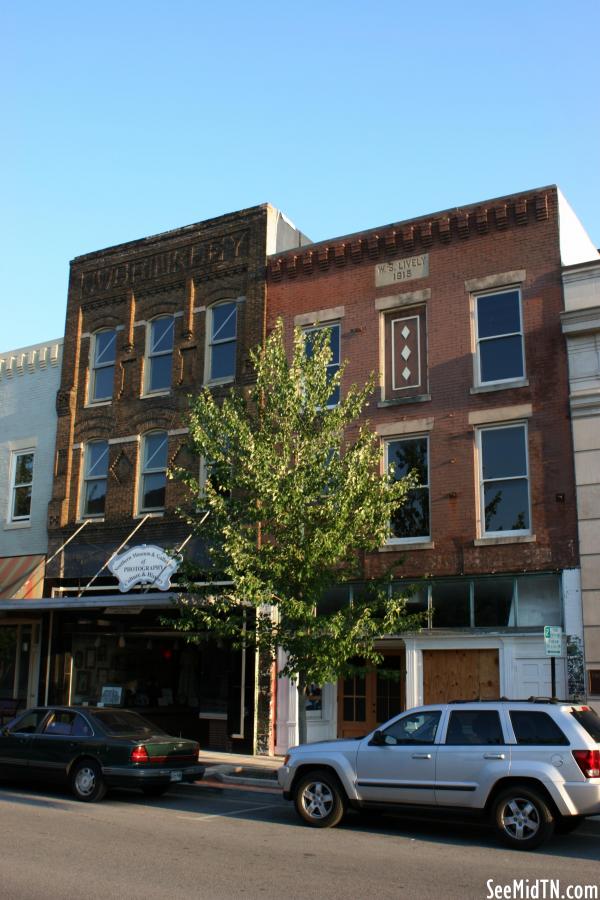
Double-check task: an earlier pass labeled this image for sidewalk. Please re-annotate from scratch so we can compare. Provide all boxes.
[198,749,284,788]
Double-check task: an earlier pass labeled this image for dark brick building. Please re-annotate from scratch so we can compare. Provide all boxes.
[43,205,308,751]
[267,186,598,752]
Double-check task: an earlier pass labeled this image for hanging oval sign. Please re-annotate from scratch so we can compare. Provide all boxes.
[108,544,180,592]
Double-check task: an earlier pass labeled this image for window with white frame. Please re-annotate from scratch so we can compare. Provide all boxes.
[146,317,174,393]
[10,450,35,521]
[207,301,237,383]
[89,330,116,402]
[140,432,168,512]
[304,322,341,407]
[478,423,530,535]
[475,289,524,385]
[82,441,109,518]
[385,436,430,541]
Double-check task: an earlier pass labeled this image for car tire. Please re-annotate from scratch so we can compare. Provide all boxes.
[141,785,170,798]
[554,815,584,835]
[70,759,107,803]
[294,769,346,828]
[492,787,555,850]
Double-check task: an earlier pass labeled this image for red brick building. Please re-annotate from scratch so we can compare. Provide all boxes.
[267,186,598,752]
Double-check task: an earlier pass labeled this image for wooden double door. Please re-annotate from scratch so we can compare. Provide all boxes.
[338,652,405,738]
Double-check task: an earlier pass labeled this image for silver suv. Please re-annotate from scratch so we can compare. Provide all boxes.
[278,700,600,850]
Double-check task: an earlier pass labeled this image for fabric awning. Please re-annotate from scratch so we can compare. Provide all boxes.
[0,555,45,599]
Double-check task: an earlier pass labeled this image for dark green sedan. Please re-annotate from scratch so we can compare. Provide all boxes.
[0,706,205,802]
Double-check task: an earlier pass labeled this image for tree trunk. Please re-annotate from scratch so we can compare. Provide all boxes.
[297,682,308,746]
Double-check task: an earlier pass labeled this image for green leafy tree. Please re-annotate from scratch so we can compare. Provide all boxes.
[171,320,424,745]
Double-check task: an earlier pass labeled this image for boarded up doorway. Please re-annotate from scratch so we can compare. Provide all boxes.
[423,649,499,704]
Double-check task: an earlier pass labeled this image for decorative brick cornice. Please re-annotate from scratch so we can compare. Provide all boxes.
[267,189,553,282]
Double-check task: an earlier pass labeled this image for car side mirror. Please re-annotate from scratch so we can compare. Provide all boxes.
[369,730,386,746]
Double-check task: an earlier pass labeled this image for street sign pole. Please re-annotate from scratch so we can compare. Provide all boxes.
[551,656,556,699]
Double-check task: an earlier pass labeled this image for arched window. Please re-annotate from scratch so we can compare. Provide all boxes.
[90,330,116,402]
[139,432,168,512]
[146,316,174,393]
[206,301,237,383]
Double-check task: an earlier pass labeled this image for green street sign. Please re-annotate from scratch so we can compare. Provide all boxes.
[544,625,563,657]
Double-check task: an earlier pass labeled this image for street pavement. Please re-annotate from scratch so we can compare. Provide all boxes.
[0,779,598,900]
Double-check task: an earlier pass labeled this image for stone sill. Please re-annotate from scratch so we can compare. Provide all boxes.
[473,534,536,546]
[470,379,529,395]
[379,541,434,552]
[378,394,431,408]
[3,520,32,530]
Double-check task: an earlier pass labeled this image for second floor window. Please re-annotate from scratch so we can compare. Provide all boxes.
[140,432,168,512]
[207,301,237,383]
[147,317,174,393]
[386,436,430,542]
[304,323,341,407]
[478,423,530,535]
[10,450,35,521]
[82,441,109,518]
[475,289,524,385]
[90,330,116,402]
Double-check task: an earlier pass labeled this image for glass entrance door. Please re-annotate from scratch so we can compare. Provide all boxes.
[0,624,39,708]
[337,652,405,738]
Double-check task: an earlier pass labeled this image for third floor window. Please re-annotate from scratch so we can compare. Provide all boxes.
[475,289,525,386]
[90,330,116,402]
[146,317,174,393]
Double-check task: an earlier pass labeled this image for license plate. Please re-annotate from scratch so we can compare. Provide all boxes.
[170,770,183,782]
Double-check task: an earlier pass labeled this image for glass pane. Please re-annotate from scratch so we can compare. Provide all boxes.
[210,341,236,381]
[355,697,366,721]
[480,335,524,382]
[15,453,34,485]
[431,581,471,627]
[482,427,527,479]
[144,433,168,470]
[343,698,354,720]
[17,627,31,700]
[85,479,107,516]
[384,711,440,744]
[390,488,429,539]
[474,578,515,626]
[211,303,237,341]
[484,479,529,532]
[13,486,32,518]
[149,353,172,391]
[477,291,520,338]
[445,710,503,745]
[151,317,174,353]
[317,585,350,615]
[143,472,166,509]
[95,330,116,365]
[92,364,114,400]
[510,711,568,746]
[388,437,428,482]
[87,442,109,478]
[392,583,428,615]
[0,627,17,698]
[516,574,561,626]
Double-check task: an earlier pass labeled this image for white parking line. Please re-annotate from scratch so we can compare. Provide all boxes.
[177,802,280,822]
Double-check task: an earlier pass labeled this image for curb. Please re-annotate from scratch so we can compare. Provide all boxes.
[202,763,280,790]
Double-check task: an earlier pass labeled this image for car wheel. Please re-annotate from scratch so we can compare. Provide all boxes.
[141,785,170,798]
[493,787,555,850]
[555,815,583,835]
[294,769,346,828]
[70,760,107,803]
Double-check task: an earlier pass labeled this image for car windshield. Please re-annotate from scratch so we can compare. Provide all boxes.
[571,708,600,743]
[89,709,167,736]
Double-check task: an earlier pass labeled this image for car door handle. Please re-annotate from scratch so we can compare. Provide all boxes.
[483,753,506,760]
[411,753,432,759]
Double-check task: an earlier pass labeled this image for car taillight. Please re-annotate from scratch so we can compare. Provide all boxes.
[572,749,600,778]
[131,745,149,764]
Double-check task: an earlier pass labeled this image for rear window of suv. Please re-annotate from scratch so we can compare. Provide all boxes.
[509,711,569,745]
[571,708,600,742]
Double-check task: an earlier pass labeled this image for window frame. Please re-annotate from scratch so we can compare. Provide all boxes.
[138,431,168,514]
[384,433,431,545]
[474,287,526,388]
[144,316,174,396]
[81,440,110,520]
[205,300,238,385]
[476,421,531,538]
[303,321,341,408]
[9,449,35,523]
[89,329,117,404]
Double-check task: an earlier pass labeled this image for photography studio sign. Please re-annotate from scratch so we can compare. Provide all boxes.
[108,545,180,592]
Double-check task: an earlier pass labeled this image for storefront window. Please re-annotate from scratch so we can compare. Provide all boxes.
[474,578,515,627]
[431,581,471,628]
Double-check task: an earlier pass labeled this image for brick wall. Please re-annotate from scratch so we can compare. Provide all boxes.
[266,186,579,580]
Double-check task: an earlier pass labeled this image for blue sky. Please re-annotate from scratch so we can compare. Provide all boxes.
[2,0,599,352]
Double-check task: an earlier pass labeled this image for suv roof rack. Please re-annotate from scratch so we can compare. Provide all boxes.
[447,697,560,705]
